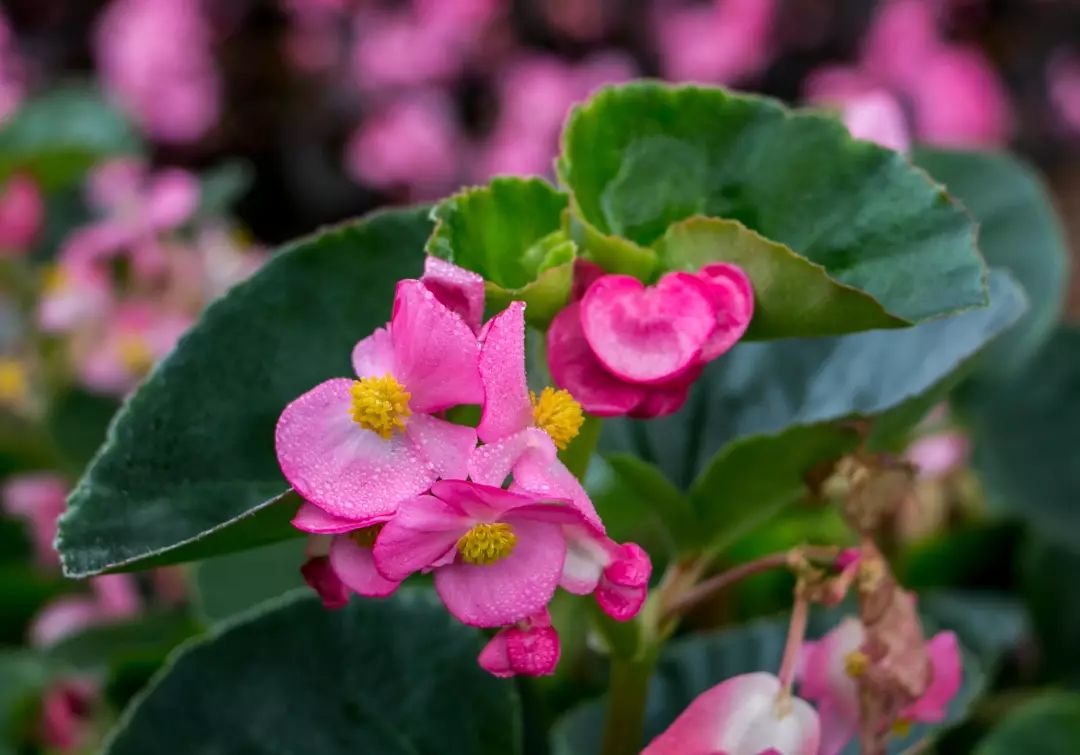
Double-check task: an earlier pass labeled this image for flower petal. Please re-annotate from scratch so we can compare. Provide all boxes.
[372,494,472,581]
[469,430,538,488]
[292,502,375,534]
[476,302,534,443]
[330,535,401,598]
[580,273,715,384]
[430,479,547,521]
[478,610,560,678]
[422,255,485,333]
[145,168,199,230]
[405,413,476,481]
[547,302,645,417]
[510,441,603,528]
[596,542,651,620]
[275,378,436,519]
[300,555,350,609]
[903,631,962,723]
[435,518,565,627]
[350,326,395,378]
[390,279,482,412]
[693,263,754,360]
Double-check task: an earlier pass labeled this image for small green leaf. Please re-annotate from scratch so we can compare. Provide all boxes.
[914,149,1070,378]
[658,217,905,338]
[427,177,575,326]
[103,591,522,755]
[57,207,432,577]
[559,83,987,324]
[975,693,1080,755]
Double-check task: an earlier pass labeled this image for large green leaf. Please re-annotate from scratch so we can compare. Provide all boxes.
[46,611,202,673]
[57,207,432,577]
[103,591,522,755]
[913,149,1069,378]
[1022,538,1080,684]
[974,693,1080,755]
[0,652,52,755]
[959,327,1080,549]
[0,83,140,189]
[658,217,904,339]
[193,539,307,623]
[558,82,987,324]
[602,270,1025,491]
[427,177,574,326]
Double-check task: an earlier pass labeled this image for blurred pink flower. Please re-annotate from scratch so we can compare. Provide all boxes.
[656,0,777,85]
[0,173,44,255]
[806,69,911,151]
[30,574,142,647]
[2,473,68,568]
[1049,49,1080,133]
[345,92,464,199]
[0,8,25,124]
[38,677,98,753]
[96,0,221,144]
[910,45,1011,147]
[905,431,970,478]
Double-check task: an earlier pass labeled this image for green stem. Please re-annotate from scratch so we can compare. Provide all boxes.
[600,651,657,755]
[560,413,602,480]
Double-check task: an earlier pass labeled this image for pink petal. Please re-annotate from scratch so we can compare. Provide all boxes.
[476,302,534,443]
[422,255,485,333]
[479,623,561,678]
[911,46,1011,148]
[580,274,715,384]
[642,672,820,755]
[571,259,606,301]
[596,542,651,621]
[372,493,472,581]
[546,302,645,417]
[903,631,962,723]
[816,697,860,755]
[86,158,144,211]
[469,429,543,488]
[798,617,863,706]
[905,433,970,479]
[390,279,482,412]
[330,535,401,597]
[435,518,566,627]
[841,89,911,152]
[430,479,548,521]
[145,168,199,230]
[404,413,476,481]
[0,174,43,253]
[692,264,755,360]
[275,378,436,519]
[292,501,372,534]
[29,597,102,647]
[300,555,350,609]
[350,326,395,378]
[91,574,141,617]
[510,445,603,528]
[629,367,701,419]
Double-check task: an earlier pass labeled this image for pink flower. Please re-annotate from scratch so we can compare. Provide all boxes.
[1049,49,1080,133]
[30,574,142,647]
[478,608,560,678]
[909,45,1011,147]
[559,536,652,621]
[37,677,98,752]
[798,618,962,755]
[806,69,911,151]
[547,266,753,418]
[275,279,482,521]
[0,173,43,255]
[2,473,68,568]
[293,503,401,602]
[904,432,970,479]
[643,672,821,755]
[96,0,221,143]
[420,255,485,333]
[656,0,777,85]
[373,479,589,627]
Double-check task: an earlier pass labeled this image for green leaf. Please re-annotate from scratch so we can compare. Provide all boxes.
[44,388,121,477]
[594,453,699,554]
[658,217,905,339]
[558,83,987,324]
[959,327,1080,549]
[913,149,1070,378]
[193,539,307,623]
[603,270,1025,491]
[1022,538,1080,684]
[0,83,141,189]
[975,693,1080,755]
[103,591,522,755]
[427,177,575,326]
[57,207,432,577]
[46,611,202,673]
[552,615,986,755]
[0,651,52,755]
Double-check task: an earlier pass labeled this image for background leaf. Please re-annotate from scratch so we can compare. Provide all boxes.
[57,207,432,577]
[558,83,987,323]
[974,692,1080,755]
[103,591,522,755]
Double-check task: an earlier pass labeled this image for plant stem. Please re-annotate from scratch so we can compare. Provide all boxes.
[600,652,657,755]
[778,590,809,692]
[660,552,790,622]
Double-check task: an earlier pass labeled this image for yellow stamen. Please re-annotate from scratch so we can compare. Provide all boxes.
[531,387,583,450]
[350,523,385,548]
[0,359,28,405]
[456,522,517,566]
[349,374,411,439]
[844,650,869,679]
[890,718,912,737]
[117,334,154,375]
[42,264,67,293]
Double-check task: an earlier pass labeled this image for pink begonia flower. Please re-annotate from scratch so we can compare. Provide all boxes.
[798,618,962,755]
[806,68,911,151]
[373,480,591,627]
[76,301,193,395]
[276,279,482,520]
[1049,50,1080,133]
[904,432,970,479]
[861,0,942,90]
[344,92,463,199]
[38,677,98,753]
[656,0,777,85]
[96,0,221,144]
[643,672,821,755]
[0,174,43,255]
[909,45,1011,147]
[478,608,560,678]
[420,255,485,333]
[2,473,68,569]
[30,574,142,647]
[547,266,753,418]
[293,503,401,601]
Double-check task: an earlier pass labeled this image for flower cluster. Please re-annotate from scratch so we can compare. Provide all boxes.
[276,257,652,677]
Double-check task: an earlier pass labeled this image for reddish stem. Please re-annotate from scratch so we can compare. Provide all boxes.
[778,590,809,693]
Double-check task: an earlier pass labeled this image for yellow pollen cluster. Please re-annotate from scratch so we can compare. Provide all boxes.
[42,265,67,293]
[890,718,912,737]
[457,522,517,566]
[531,387,583,450]
[350,374,411,439]
[117,334,154,374]
[844,650,869,679]
[350,523,385,548]
[0,359,28,405]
